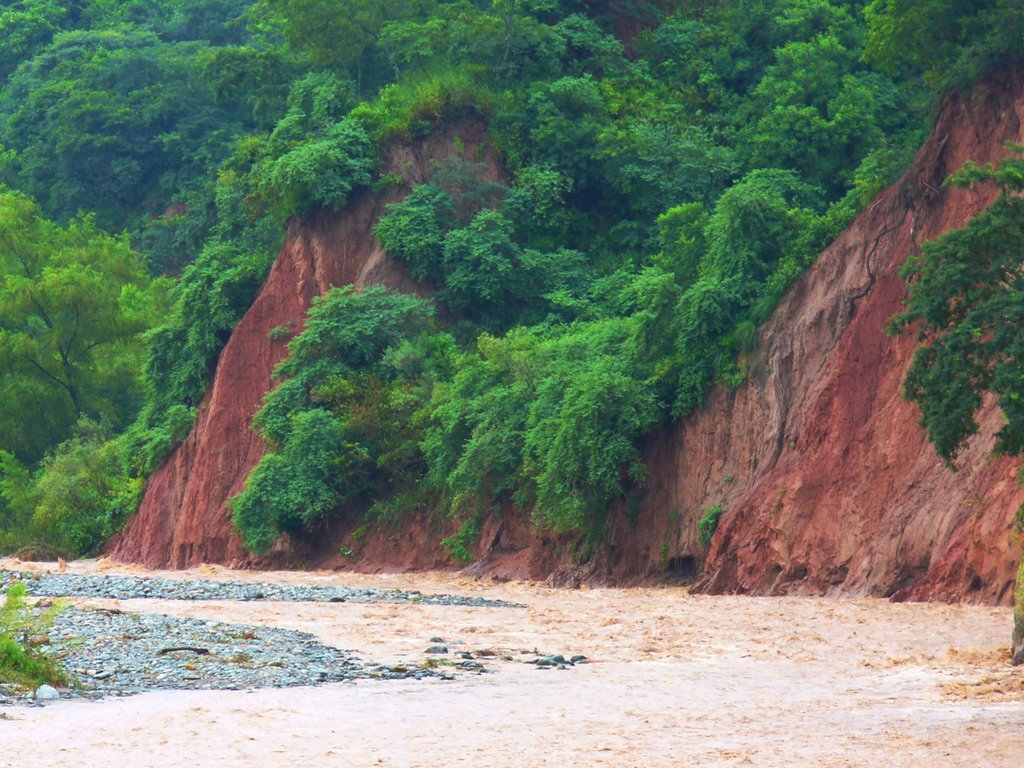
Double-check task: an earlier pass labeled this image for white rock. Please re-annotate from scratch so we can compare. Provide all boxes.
[35,684,59,700]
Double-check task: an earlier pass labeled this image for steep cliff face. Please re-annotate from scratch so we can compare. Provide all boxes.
[114,76,1024,608]
[438,71,1024,602]
[110,120,497,568]
[582,69,1024,603]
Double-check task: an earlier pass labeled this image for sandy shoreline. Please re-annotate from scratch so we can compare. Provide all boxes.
[2,558,1023,766]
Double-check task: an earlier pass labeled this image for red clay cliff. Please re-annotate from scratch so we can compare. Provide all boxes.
[110,121,497,568]
[112,75,1024,605]
[590,70,1024,604]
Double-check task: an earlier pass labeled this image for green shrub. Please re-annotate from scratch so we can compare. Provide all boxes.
[525,341,658,533]
[423,318,659,537]
[0,451,34,554]
[697,505,724,550]
[374,184,457,283]
[377,177,591,330]
[231,409,354,553]
[0,583,66,689]
[1,421,146,560]
[350,69,492,144]
[442,516,480,566]
[257,115,375,217]
[231,286,435,552]
[25,420,142,557]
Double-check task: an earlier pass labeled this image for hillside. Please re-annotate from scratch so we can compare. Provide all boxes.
[2,2,1022,666]
[111,121,498,567]
[111,70,1024,614]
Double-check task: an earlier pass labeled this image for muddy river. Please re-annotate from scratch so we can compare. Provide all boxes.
[3,559,1023,766]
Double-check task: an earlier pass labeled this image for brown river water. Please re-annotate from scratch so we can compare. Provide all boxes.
[3,558,1023,767]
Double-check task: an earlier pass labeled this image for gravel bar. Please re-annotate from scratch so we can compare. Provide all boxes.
[1,603,490,707]
[0,570,524,608]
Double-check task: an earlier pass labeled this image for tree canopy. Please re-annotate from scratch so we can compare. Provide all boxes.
[0,189,158,465]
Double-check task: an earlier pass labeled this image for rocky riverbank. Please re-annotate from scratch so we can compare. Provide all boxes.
[0,568,526,705]
[0,569,524,607]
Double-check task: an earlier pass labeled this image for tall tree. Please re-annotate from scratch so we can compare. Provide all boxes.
[890,152,1024,464]
[890,150,1024,665]
[0,189,157,463]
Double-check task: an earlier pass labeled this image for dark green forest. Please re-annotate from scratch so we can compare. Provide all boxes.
[0,0,1021,564]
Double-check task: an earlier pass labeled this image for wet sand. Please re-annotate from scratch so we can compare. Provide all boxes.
[3,558,1023,766]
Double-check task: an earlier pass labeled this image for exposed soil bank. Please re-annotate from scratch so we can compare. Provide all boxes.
[593,68,1024,602]
[112,72,1024,606]
[109,120,497,570]
[3,559,1023,767]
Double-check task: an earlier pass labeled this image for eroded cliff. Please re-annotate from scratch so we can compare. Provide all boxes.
[113,75,1024,608]
[587,69,1024,603]
[110,120,497,568]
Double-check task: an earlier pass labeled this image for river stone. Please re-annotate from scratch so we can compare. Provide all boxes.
[34,685,59,700]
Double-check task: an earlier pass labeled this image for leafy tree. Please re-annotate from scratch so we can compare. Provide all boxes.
[0,452,34,554]
[865,0,1024,89]
[257,114,375,216]
[251,73,375,217]
[519,75,607,190]
[597,120,736,233]
[232,407,352,552]
[376,176,591,330]
[890,151,1024,463]
[18,419,142,556]
[232,286,434,552]
[374,183,457,283]
[0,0,76,81]
[422,330,538,517]
[378,0,563,85]
[524,322,659,532]
[1,26,251,231]
[0,190,158,464]
[259,0,438,90]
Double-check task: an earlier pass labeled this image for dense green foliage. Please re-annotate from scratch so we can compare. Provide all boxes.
[0,189,157,555]
[3,0,1020,564]
[864,0,1024,90]
[0,190,159,466]
[231,286,437,551]
[0,2,258,255]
